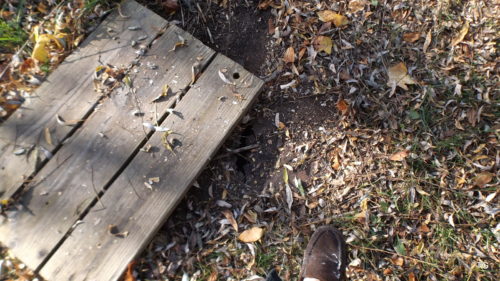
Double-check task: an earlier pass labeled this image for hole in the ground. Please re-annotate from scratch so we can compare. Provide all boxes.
[235,124,254,178]
[233,72,240,79]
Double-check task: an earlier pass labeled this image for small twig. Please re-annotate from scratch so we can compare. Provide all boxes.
[91,167,105,209]
[30,154,73,188]
[196,3,207,23]
[126,173,142,199]
[226,144,259,154]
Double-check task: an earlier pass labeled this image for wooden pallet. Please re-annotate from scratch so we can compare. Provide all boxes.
[0,1,263,280]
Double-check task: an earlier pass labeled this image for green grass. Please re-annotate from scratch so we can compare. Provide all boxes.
[256,247,278,271]
[0,19,27,52]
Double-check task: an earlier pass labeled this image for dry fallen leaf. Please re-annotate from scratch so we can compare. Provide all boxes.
[389,150,409,161]
[162,0,179,12]
[450,22,469,47]
[403,32,420,43]
[124,261,137,281]
[390,256,404,266]
[473,172,493,188]
[222,209,239,232]
[44,127,52,146]
[31,26,64,62]
[348,0,367,13]
[336,99,349,115]
[207,270,218,281]
[238,226,264,242]
[317,10,349,27]
[283,46,295,63]
[387,62,416,93]
[423,30,432,53]
[313,36,333,54]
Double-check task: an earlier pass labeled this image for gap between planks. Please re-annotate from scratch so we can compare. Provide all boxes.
[41,53,264,281]
[0,0,167,200]
[0,23,215,273]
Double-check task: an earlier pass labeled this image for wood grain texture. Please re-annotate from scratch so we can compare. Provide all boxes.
[0,0,167,199]
[0,25,214,272]
[40,54,264,281]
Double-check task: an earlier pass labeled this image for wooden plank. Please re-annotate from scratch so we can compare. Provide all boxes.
[0,0,167,199]
[0,25,215,272]
[40,54,264,281]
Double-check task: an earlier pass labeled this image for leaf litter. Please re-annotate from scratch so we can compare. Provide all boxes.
[126,1,498,280]
[1,0,499,280]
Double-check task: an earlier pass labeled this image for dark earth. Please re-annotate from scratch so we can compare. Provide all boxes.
[138,0,338,199]
[135,2,343,274]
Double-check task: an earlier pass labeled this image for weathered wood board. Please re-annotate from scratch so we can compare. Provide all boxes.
[40,54,264,281]
[0,0,167,199]
[0,24,215,272]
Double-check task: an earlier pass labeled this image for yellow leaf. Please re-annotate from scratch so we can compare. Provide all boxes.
[31,27,64,62]
[32,39,50,62]
[317,10,348,27]
[238,226,264,242]
[313,36,333,54]
[283,46,295,63]
[450,22,469,47]
[474,172,493,188]
[403,32,420,43]
[360,198,369,211]
[389,150,409,161]
[387,62,416,91]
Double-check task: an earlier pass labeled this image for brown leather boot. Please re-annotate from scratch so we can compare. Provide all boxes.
[299,226,347,281]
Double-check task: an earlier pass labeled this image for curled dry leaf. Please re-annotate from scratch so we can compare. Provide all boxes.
[336,99,349,115]
[32,26,64,62]
[317,10,349,27]
[389,150,409,161]
[124,261,137,281]
[238,226,264,243]
[313,36,333,54]
[473,172,493,188]
[283,46,295,63]
[221,209,238,232]
[450,22,469,47]
[403,32,420,43]
[387,62,416,92]
[218,69,235,85]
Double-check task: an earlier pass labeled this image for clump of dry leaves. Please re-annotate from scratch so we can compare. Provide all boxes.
[0,0,115,120]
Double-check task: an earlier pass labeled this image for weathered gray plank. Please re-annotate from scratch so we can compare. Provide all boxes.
[0,0,167,199]
[0,24,215,272]
[40,54,264,281]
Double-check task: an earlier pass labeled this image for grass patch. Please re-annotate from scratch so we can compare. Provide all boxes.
[0,19,27,52]
[256,247,278,270]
